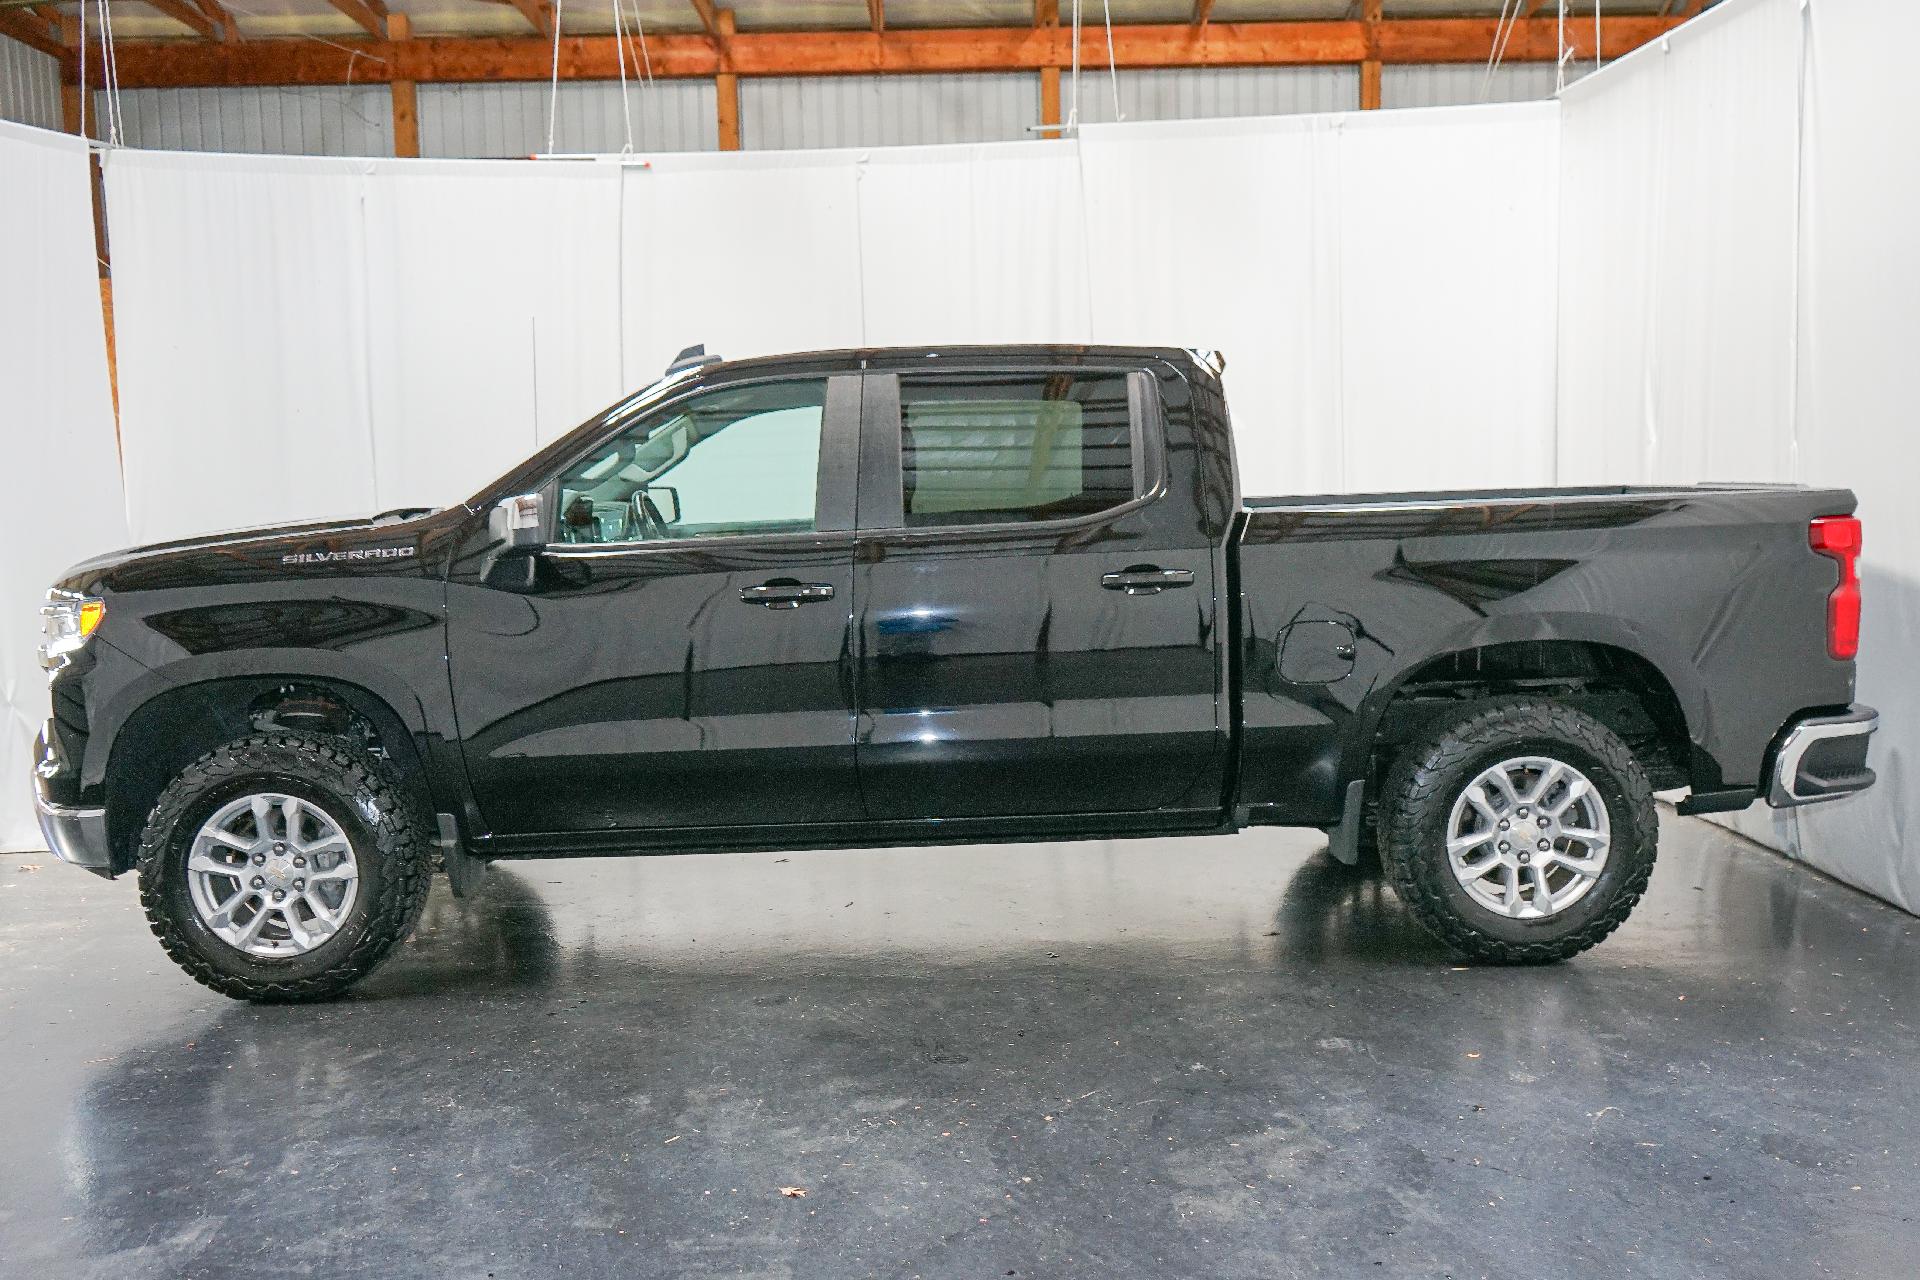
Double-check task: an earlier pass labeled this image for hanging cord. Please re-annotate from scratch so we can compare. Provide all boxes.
[1065,0,1082,129]
[620,0,654,146]
[1100,0,1119,122]
[546,0,565,154]
[77,0,87,140]
[1557,0,1572,93]
[610,0,634,153]
[1484,0,1524,94]
[98,0,125,146]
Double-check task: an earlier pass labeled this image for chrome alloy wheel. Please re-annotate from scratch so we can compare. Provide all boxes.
[1445,756,1610,920]
[186,793,359,957]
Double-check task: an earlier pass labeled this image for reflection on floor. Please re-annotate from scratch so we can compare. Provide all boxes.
[2,811,1916,1279]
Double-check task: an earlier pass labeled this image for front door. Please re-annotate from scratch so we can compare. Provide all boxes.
[851,363,1225,821]
[447,373,862,836]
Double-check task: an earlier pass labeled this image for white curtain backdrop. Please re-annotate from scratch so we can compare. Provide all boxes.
[107,153,380,543]
[107,106,1560,524]
[1791,0,1920,909]
[0,121,126,850]
[1558,0,1920,909]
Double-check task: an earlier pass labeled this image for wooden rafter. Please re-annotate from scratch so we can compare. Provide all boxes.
[0,5,63,57]
[143,0,222,41]
[192,0,239,41]
[868,0,883,36]
[1192,0,1214,29]
[507,0,554,40]
[89,17,1687,90]
[325,0,386,40]
[689,0,720,42]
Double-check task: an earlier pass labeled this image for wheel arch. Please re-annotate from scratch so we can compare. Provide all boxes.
[1351,630,1703,798]
[99,663,439,875]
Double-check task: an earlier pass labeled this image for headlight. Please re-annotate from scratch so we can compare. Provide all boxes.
[40,590,106,673]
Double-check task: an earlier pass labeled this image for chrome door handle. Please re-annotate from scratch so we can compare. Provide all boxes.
[741,581,835,609]
[1101,566,1195,596]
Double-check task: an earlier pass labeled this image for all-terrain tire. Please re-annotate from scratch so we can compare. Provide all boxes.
[137,732,432,1002]
[1377,697,1658,964]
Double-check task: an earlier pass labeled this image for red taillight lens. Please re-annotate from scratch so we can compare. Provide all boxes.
[1810,515,1862,660]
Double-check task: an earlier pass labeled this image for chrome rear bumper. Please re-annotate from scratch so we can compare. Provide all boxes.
[1767,704,1879,808]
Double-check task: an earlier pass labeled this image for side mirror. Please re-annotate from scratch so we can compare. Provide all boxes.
[488,492,545,551]
[633,485,682,528]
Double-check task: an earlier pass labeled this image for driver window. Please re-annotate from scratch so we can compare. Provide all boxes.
[556,379,826,544]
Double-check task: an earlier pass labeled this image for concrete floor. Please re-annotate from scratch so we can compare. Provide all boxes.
[2,812,1916,1280]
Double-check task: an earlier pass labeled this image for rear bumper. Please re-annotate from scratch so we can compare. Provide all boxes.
[31,725,114,878]
[1767,704,1879,808]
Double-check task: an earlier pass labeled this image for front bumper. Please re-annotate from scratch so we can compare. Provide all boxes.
[32,726,113,877]
[1767,704,1879,808]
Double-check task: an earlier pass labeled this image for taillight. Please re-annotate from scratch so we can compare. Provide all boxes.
[1810,515,1862,660]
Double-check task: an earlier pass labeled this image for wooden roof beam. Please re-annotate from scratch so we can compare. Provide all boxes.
[0,6,64,56]
[1192,0,1214,29]
[868,0,883,36]
[326,0,387,40]
[92,16,1686,89]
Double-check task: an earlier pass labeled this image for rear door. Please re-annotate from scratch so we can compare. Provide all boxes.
[850,360,1225,821]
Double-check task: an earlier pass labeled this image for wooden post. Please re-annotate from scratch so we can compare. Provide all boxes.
[58,14,88,137]
[1359,0,1382,110]
[1036,0,1059,139]
[714,8,740,150]
[389,12,419,156]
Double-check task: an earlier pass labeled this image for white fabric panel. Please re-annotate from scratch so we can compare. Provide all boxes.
[1791,0,1920,909]
[1557,0,1804,485]
[1080,106,1559,496]
[0,122,126,850]
[618,151,865,385]
[854,142,1091,347]
[105,151,378,544]
[1333,105,1560,493]
[361,160,624,507]
[1078,115,1339,494]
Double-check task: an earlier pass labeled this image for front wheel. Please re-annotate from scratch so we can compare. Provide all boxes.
[137,732,433,1001]
[1377,698,1658,964]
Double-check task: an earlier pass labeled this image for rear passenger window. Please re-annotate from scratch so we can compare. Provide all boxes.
[898,372,1136,527]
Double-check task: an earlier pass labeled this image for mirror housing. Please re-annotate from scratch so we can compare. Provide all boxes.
[489,492,545,551]
[633,485,682,528]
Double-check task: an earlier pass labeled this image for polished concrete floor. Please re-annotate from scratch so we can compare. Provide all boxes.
[2,811,1916,1279]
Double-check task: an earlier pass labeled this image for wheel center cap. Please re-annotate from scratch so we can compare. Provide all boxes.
[263,855,300,891]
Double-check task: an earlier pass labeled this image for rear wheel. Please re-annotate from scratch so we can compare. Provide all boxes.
[1377,698,1657,964]
[137,732,432,1002]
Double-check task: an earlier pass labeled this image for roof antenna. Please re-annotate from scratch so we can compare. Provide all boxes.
[665,344,722,378]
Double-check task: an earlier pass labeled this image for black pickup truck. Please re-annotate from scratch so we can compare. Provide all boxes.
[33,345,1878,1000]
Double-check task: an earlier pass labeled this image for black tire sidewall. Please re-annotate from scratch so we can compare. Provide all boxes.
[1414,733,1647,946]
[139,735,423,997]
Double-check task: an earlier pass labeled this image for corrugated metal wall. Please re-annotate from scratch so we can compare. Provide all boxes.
[742,74,1037,150]
[1066,66,1360,124]
[102,86,395,156]
[1383,62,1589,109]
[0,35,61,132]
[419,81,717,157]
[50,65,1590,159]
